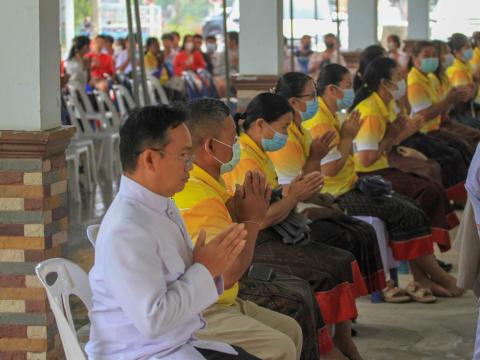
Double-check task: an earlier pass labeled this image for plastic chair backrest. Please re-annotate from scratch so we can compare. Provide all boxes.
[113,84,136,118]
[147,76,170,105]
[86,224,100,247]
[35,258,92,360]
[95,91,122,130]
[68,82,95,114]
[65,97,95,135]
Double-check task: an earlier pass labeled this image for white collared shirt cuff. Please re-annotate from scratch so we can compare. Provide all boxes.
[187,263,221,306]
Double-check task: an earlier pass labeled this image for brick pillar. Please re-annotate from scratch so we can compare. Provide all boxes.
[0,127,75,359]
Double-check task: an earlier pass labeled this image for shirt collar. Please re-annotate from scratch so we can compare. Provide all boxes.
[190,164,230,203]
[239,132,268,164]
[318,96,339,128]
[119,175,172,215]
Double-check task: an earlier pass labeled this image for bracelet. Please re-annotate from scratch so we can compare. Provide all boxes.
[243,220,262,226]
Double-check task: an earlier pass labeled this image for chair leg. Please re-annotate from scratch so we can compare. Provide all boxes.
[87,143,98,185]
[104,139,114,181]
[81,150,93,193]
[68,157,81,203]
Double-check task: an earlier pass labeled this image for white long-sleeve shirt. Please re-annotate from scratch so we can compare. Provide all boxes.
[85,175,236,359]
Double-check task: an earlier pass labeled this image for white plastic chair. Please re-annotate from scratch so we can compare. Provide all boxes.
[147,75,170,105]
[67,82,109,129]
[112,84,137,119]
[66,97,121,181]
[86,224,100,247]
[35,258,92,360]
[66,150,81,203]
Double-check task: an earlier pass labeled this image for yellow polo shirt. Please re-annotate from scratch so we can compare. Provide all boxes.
[428,72,450,101]
[222,132,279,192]
[353,92,392,173]
[174,164,238,305]
[407,67,441,133]
[470,47,480,103]
[144,51,169,85]
[303,97,358,197]
[447,58,474,87]
[267,122,311,186]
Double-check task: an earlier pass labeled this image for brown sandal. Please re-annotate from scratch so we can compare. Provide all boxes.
[405,282,437,303]
[382,280,411,303]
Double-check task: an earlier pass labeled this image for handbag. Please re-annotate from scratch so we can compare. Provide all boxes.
[356,175,393,197]
[270,188,312,246]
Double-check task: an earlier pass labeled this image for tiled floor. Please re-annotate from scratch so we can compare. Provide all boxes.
[66,182,478,359]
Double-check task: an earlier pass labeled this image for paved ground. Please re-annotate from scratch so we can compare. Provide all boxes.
[66,182,478,359]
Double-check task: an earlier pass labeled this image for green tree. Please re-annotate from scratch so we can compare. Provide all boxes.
[74,0,93,34]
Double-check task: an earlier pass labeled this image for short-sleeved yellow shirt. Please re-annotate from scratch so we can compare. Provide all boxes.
[470,47,480,103]
[407,67,441,133]
[447,58,474,87]
[267,122,311,186]
[174,164,238,305]
[428,72,450,101]
[222,132,279,192]
[303,97,358,197]
[353,92,392,173]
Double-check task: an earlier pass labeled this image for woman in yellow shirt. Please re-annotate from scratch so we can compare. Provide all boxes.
[144,37,170,85]
[274,68,461,299]
[446,33,479,124]
[223,92,368,360]
[350,57,463,297]
[266,72,387,297]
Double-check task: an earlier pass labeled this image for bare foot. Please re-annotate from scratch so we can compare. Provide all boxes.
[334,335,364,360]
[321,346,348,360]
[443,275,466,297]
[418,278,452,297]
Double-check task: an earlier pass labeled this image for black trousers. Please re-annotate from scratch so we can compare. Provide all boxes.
[197,346,261,360]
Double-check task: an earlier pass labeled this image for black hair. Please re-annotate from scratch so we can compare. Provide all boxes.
[408,40,436,69]
[104,35,114,45]
[317,64,350,96]
[206,35,217,42]
[353,45,386,91]
[473,32,480,47]
[234,93,293,135]
[171,31,180,38]
[431,40,447,82]
[185,98,231,148]
[161,33,174,41]
[145,37,159,54]
[228,31,239,45]
[68,35,90,60]
[193,34,203,40]
[350,57,397,111]
[119,105,186,172]
[387,34,401,48]
[275,72,313,99]
[181,34,193,50]
[449,33,469,52]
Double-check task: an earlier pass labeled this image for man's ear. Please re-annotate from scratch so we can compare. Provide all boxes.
[141,149,156,172]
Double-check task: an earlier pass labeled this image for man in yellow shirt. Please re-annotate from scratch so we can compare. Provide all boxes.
[174,98,303,360]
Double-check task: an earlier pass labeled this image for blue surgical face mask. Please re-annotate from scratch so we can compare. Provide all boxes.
[463,48,474,61]
[443,53,455,68]
[261,123,288,152]
[389,79,406,100]
[300,97,319,121]
[420,57,439,73]
[210,138,240,174]
[336,88,355,110]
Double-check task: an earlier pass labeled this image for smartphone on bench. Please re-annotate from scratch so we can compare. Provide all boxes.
[247,264,274,282]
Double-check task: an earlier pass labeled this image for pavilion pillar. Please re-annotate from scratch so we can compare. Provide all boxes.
[0,1,74,359]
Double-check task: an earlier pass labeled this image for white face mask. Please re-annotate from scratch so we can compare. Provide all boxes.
[185,42,194,51]
[387,79,406,100]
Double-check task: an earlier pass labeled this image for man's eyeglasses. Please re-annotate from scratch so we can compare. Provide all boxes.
[136,148,195,170]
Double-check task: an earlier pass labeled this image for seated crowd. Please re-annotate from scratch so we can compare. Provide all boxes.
[83,30,480,360]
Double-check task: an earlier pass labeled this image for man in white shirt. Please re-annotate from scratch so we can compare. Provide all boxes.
[308,33,347,80]
[86,105,260,360]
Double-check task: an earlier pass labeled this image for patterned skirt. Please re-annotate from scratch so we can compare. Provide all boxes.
[400,132,468,199]
[338,188,435,261]
[358,167,459,252]
[240,271,329,359]
[255,226,366,326]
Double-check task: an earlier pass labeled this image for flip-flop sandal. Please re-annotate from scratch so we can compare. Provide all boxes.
[405,282,437,303]
[382,280,411,303]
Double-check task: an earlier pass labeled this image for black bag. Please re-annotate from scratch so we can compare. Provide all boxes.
[270,188,312,246]
[355,175,393,197]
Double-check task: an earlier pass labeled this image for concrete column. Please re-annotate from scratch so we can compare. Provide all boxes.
[348,0,378,51]
[0,1,74,359]
[407,0,429,40]
[0,0,61,131]
[239,0,284,75]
